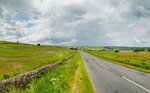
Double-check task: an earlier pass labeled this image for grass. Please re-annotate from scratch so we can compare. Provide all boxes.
[86,51,150,73]
[11,53,94,93]
[0,41,74,80]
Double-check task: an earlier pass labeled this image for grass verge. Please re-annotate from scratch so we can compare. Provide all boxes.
[11,53,94,93]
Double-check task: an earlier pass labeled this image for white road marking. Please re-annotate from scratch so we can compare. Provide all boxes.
[122,76,150,93]
[98,62,109,69]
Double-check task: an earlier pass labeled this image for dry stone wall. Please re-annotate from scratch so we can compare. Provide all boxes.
[0,55,74,93]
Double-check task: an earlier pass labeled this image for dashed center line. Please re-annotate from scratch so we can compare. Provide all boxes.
[98,62,109,69]
[122,76,150,93]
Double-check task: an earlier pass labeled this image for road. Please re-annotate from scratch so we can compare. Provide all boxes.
[80,51,150,93]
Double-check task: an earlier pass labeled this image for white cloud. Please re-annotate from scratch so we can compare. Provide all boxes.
[0,0,150,46]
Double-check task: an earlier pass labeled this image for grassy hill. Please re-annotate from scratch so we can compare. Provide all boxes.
[0,41,74,80]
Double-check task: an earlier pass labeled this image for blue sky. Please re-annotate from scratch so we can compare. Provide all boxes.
[12,14,29,22]
[0,0,150,46]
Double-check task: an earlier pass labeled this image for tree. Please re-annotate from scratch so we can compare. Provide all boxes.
[148,48,150,52]
[37,43,40,46]
[69,47,78,50]
[114,50,119,53]
[134,48,145,52]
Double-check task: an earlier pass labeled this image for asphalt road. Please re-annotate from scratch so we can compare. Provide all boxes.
[80,51,150,93]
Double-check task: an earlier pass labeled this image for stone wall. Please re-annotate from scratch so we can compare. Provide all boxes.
[0,55,74,93]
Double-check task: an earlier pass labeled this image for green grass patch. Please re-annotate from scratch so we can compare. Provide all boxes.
[86,51,150,73]
[0,41,74,80]
[11,53,94,93]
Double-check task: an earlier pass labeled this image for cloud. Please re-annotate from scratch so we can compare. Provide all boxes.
[0,0,150,46]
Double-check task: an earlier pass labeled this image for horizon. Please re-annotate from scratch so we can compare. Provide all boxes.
[1,40,150,48]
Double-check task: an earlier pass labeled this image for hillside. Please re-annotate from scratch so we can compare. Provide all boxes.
[0,41,74,80]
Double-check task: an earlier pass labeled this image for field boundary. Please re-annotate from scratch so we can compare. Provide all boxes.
[0,55,74,93]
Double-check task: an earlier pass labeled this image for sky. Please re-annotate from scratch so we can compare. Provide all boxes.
[0,0,150,47]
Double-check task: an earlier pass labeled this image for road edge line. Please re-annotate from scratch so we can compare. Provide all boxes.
[122,76,150,93]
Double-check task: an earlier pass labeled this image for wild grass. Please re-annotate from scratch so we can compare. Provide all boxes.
[11,53,94,93]
[86,51,150,73]
[0,41,74,80]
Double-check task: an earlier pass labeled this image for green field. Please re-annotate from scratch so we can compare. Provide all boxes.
[11,54,94,93]
[86,51,150,73]
[0,41,74,80]
[0,41,94,93]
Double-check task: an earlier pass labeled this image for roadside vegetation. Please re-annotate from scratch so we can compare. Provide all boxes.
[0,41,94,92]
[0,41,74,80]
[86,50,150,73]
[11,53,94,93]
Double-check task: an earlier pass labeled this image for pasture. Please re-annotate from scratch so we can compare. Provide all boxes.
[0,41,74,80]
